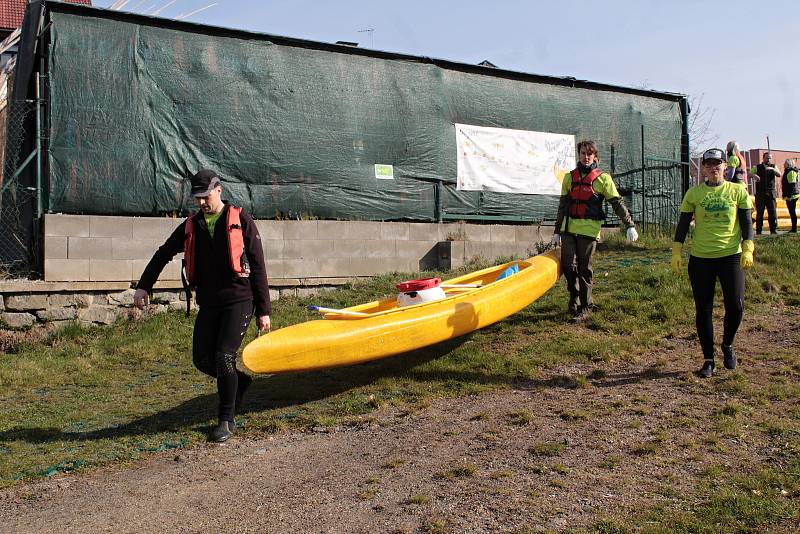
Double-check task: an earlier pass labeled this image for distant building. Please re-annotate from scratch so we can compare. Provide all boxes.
[1,0,93,41]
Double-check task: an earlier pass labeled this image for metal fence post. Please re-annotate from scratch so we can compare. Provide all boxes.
[640,124,646,232]
[435,180,442,223]
[35,72,42,218]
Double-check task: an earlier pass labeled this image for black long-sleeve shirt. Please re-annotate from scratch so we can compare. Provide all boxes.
[136,204,271,316]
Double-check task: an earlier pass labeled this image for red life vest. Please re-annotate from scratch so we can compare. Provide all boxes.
[183,205,249,286]
[568,168,605,220]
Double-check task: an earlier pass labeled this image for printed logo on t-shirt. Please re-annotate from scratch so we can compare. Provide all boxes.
[700,190,736,214]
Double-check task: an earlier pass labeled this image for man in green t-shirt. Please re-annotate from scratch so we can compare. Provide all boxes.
[551,140,638,321]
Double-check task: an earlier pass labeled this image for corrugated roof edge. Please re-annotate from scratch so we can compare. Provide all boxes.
[41,0,687,102]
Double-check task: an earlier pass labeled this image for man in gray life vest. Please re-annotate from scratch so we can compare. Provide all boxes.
[133,170,271,443]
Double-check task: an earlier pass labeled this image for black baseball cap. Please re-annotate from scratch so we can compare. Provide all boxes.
[190,169,221,197]
[701,148,725,164]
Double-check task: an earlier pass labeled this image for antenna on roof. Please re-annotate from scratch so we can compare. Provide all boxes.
[176,2,218,20]
[357,28,374,48]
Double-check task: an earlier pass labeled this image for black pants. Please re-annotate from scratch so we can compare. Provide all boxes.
[561,233,597,310]
[755,195,777,234]
[192,300,253,422]
[787,197,798,232]
[687,254,745,360]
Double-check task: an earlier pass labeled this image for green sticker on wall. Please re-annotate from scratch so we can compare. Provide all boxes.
[374,164,394,180]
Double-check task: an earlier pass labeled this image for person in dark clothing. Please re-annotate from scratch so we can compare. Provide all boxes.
[782,159,798,233]
[133,169,271,442]
[750,152,782,234]
[672,148,754,378]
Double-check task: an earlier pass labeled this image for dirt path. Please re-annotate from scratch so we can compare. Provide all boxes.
[2,306,799,534]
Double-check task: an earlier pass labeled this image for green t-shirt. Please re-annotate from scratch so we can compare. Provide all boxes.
[679,181,752,259]
[727,155,740,169]
[204,211,223,238]
[559,172,621,239]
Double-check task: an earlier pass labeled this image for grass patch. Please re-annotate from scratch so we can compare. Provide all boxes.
[435,463,478,480]
[599,455,623,470]
[404,494,430,505]
[632,459,800,533]
[381,458,406,469]
[528,442,566,457]
[505,409,534,426]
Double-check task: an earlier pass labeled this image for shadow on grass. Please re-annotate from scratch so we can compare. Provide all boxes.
[0,336,476,445]
[589,368,684,388]
[512,367,683,391]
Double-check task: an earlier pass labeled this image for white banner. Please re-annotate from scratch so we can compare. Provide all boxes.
[455,124,575,195]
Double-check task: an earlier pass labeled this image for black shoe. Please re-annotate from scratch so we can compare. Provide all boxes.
[568,299,579,315]
[721,344,737,370]
[209,420,235,443]
[571,306,592,323]
[235,372,253,414]
[698,360,715,378]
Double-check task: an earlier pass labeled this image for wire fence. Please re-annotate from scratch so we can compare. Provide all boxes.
[0,100,38,278]
[613,157,687,231]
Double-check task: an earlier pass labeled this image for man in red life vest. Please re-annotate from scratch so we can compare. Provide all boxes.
[551,140,638,321]
[133,170,271,443]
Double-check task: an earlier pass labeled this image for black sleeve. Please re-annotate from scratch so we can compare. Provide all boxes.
[607,196,635,228]
[673,212,694,243]
[241,212,271,317]
[553,195,569,234]
[738,208,754,240]
[135,222,186,291]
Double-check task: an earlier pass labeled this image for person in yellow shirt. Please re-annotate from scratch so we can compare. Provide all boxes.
[782,159,798,233]
[551,140,638,321]
[671,148,754,378]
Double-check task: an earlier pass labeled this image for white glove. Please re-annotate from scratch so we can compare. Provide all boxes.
[626,227,639,242]
[133,288,150,309]
[551,233,561,246]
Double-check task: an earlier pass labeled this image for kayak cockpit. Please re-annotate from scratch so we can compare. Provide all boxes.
[320,258,532,319]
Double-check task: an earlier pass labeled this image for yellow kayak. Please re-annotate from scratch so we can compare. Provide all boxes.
[243,249,561,374]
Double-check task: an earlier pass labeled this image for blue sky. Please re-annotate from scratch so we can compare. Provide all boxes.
[94,0,799,152]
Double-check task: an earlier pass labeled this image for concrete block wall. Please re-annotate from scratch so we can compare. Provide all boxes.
[1,215,556,330]
[43,214,556,283]
[45,214,183,283]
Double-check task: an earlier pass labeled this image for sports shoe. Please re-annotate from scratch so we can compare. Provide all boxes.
[568,295,580,314]
[235,372,253,414]
[698,360,715,378]
[571,306,592,323]
[209,420,236,443]
[721,344,737,370]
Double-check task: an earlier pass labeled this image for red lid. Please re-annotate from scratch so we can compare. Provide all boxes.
[395,277,441,292]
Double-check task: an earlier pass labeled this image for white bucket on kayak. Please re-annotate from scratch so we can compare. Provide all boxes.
[396,277,446,307]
